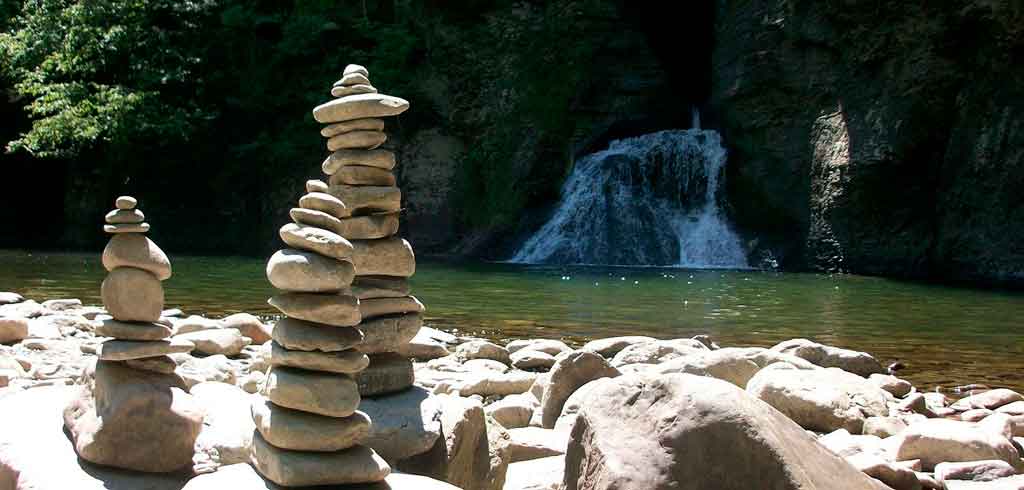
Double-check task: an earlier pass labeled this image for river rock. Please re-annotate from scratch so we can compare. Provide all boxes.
[507,427,568,463]
[124,355,178,374]
[610,339,708,367]
[191,381,256,474]
[353,275,411,299]
[173,315,221,334]
[95,317,172,340]
[327,130,387,151]
[101,267,163,322]
[349,238,416,277]
[360,296,424,320]
[176,328,251,356]
[344,63,369,77]
[0,292,23,305]
[334,213,400,240]
[507,339,572,356]
[0,317,29,343]
[360,385,442,462]
[456,340,511,363]
[220,312,271,344]
[306,179,329,193]
[511,350,557,370]
[563,373,890,490]
[337,72,371,86]
[770,338,885,377]
[397,330,450,360]
[299,191,349,218]
[178,354,239,389]
[266,248,355,293]
[399,394,492,490]
[268,292,360,327]
[541,350,620,429]
[321,118,385,137]
[291,207,346,234]
[580,336,656,357]
[99,337,195,360]
[312,93,410,123]
[279,222,354,260]
[504,455,565,490]
[356,313,422,354]
[105,208,145,224]
[746,364,889,433]
[251,397,370,452]
[184,463,457,490]
[952,389,1024,411]
[355,353,414,396]
[553,378,616,433]
[894,418,1021,469]
[452,371,538,398]
[486,393,537,430]
[270,341,369,374]
[263,366,360,417]
[864,416,910,438]
[331,165,397,186]
[323,149,397,174]
[936,460,1017,483]
[63,360,204,472]
[869,373,914,397]
[846,453,923,490]
[272,316,363,352]
[331,83,377,98]
[251,432,390,486]
[104,222,150,233]
[329,185,402,215]
[114,195,137,210]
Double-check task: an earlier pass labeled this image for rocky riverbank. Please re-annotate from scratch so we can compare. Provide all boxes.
[1,293,1023,489]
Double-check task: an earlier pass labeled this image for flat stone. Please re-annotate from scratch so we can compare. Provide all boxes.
[323,149,396,174]
[306,179,329,193]
[360,386,442,462]
[334,213,400,239]
[0,291,24,304]
[508,427,568,462]
[0,317,29,343]
[291,207,346,234]
[331,83,378,98]
[355,353,414,396]
[175,329,251,356]
[351,238,416,277]
[397,334,450,360]
[450,371,538,398]
[268,293,360,327]
[272,317,364,352]
[353,276,411,299]
[360,296,423,321]
[252,398,370,452]
[266,248,355,293]
[279,223,354,260]
[344,64,369,77]
[299,192,350,218]
[868,373,914,397]
[271,341,369,374]
[511,350,557,370]
[95,318,172,340]
[104,208,145,224]
[321,118,385,138]
[220,312,271,344]
[99,338,194,360]
[356,313,422,354]
[184,463,457,489]
[507,339,572,356]
[455,340,511,363]
[103,223,150,233]
[115,195,137,210]
[312,93,410,124]
[327,130,387,151]
[101,267,163,322]
[330,165,397,186]
[935,460,1017,482]
[894,418,1021,469]
[328,185,401,215]
[263,366,360,417]
[102,233,172,280]
[337,72,371,86]
[124,355,177,374]
[172,314,221,334]
[863,416,909,438]
[251,432,390,486]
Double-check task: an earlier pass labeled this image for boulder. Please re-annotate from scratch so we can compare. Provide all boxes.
[580,336,656,357]
[191,382,256,474]
[540,351,619,429]
[869,373,914,397]
[219,312,271,344]
[485,414,512,490]
[268,293,360,327]
[609,339,707,367]
[399,394,492,490]
[953,389,1024,411]
[266,248,355,293]
[102,233,172,280]
[251,432,390,486]
[176,329,251,356]
[562,373,889,490]
[360,386,442,462]
[504,456,565,490]
[485,393,536,430]
[100,267,164,322]
[893,418,1021,469]
[263,366,360,418]
[0,317,29,344]
[507,427,568,462]
[935,460,1017,482]
[252,397,370,452]
[770,339,885,377]
[272,316,363,352]
[746,364,889,433]
[63,360,204,472]
[553,378,616,433]
[182,463,458,490]
[511,350,556,370]
[506,339,571,356]
[456,340,511,364]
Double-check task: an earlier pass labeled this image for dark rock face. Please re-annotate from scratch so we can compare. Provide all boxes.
[712,0,1024,283]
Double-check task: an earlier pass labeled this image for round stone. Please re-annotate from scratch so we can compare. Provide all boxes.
[270,341,369,374]
[343,64,369,77]
[0,317,29,343]
[279,223,354,260]
[329,165,396,186]
[268,293,360,327]
[356,313,422,355]
[326,130,387,152]
[359,296,424,320]
[321,118,385,138]
[101,267,164,322]
[327,185,401,215]
[102,233,172,280]
[98,338,195,361]
[334,213,400,240]
[272,317,364,352]
[322,149,396,174]
[104,223,150,234]
[336,73,370,87]
[105,209,145,224]
[251,432,389,487]
[95,318,172,340]
[312,93,409,124]
[263,366,360,418]
[350,238,416,277]
[352,276,411,299]
[115,196,137,210]
[267,249,355,293]
[354,353,414,397]
[299,192,349,219]
[331,84,377,98]
[252,398,371,452]
[306,179,329,193]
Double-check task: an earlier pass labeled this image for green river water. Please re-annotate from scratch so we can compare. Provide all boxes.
[2,250,1022,392]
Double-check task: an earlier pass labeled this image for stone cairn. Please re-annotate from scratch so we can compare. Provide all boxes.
[252,64,422,487]
[63,196,203,473]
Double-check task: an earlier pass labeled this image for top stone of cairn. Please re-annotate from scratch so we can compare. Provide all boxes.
[316,66,408,123]
[344,64,368,77]
[115,195,137,210]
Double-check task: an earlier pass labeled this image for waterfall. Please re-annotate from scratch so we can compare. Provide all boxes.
[510,129,749,268]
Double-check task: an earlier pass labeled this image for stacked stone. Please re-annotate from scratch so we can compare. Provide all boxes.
[62,196,203,473]
[250,64,415,487]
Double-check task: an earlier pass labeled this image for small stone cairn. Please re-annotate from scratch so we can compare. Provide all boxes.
[63,196,204,473]
[252,64,422,487]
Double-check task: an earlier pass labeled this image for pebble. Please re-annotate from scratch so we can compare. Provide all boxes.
[306,179,329,193]
[115,196,137,210]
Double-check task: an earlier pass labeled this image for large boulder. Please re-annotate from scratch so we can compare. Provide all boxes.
[504,456,566,490]
[746,364,889,433]
[893,418,1021,470]
[190,382,256,474]
[563,373,889,490]
[770,339,885,377]
[360,386,443,462]
[507,427,568,462]
[580,336,656,357]
[63,360,204,473]
[181,463,460,490]
[540,351,619,429]
[652,347,818,387]
[609,339,707,367]
[400,394,497,490]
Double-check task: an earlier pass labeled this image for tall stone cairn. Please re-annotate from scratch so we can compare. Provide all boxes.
[252,64,419,487]
[63,196,204,473]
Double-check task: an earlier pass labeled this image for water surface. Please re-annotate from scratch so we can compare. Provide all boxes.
[2,250,1022,392]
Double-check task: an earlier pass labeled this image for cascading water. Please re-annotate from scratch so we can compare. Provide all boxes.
[510,127,749,268]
